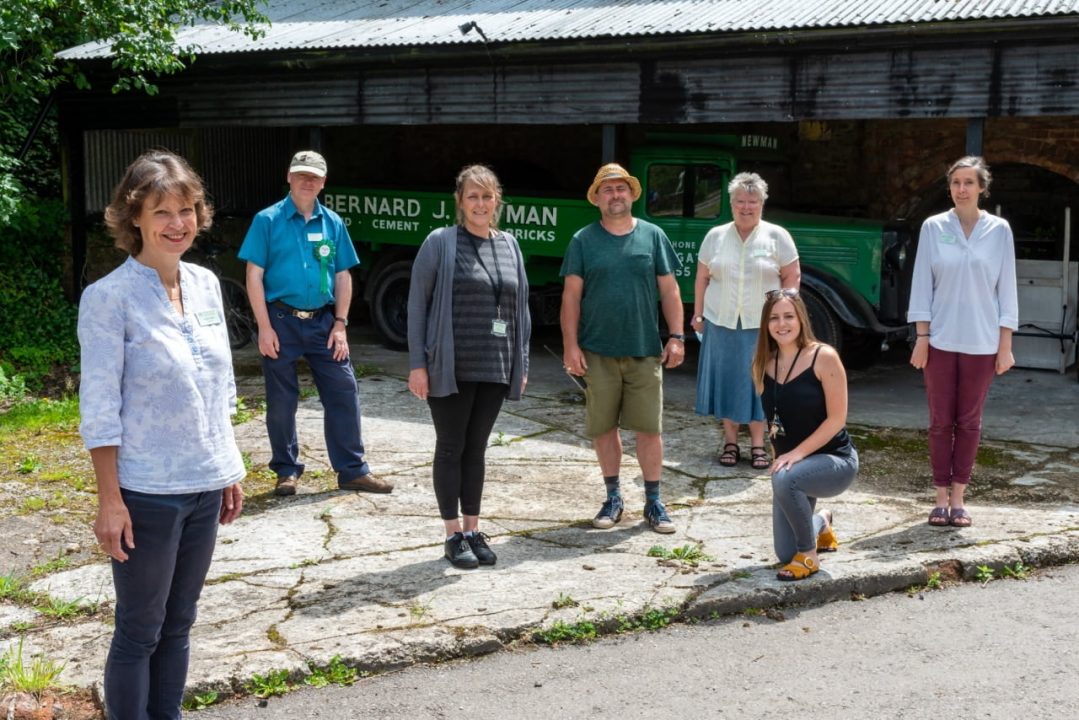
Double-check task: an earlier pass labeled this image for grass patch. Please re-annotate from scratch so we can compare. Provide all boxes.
[533,619,597,645]
[37,595,89,620]
[0,397,80,435]
[0,638,67,696]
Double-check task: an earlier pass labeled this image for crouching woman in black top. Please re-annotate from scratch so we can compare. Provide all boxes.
[751,289,858,581]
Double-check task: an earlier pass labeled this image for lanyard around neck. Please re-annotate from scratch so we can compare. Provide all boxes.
[465,228,504,314]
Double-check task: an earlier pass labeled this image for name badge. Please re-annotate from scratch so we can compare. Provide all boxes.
[491,319,508,337]
[939,233,957,244]
[307,232,324,243]
[195,309,222,326]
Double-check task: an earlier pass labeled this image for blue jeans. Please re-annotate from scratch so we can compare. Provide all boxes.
[771,449,858,563]
[105,488,222,720]
[262,308,370,484]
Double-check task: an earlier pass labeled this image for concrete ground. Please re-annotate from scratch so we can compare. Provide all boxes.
[8,328,1079,699]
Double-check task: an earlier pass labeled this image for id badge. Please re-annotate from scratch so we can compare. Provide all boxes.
[491,319,508,337]
[195,309,223,326]
[307,232,324,243]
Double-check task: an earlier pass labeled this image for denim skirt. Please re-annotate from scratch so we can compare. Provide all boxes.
[694,320,765,423]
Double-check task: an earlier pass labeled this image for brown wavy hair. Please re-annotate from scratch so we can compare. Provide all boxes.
[751,289,818,394]
[104,149,213,255]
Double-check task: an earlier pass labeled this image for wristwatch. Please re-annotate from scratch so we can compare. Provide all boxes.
[669,333,686,341]
[334,316,348,326]
[693,315,703,323]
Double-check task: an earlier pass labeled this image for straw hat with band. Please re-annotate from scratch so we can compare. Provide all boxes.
[586,163,642,206]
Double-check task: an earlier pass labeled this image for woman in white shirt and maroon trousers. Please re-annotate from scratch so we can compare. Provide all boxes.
[907,156,1019,528]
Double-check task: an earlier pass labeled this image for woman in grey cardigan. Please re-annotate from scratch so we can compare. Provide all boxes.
[407,165,531,569]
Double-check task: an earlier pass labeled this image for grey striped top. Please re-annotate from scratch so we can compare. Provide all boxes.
[452,226,520,385]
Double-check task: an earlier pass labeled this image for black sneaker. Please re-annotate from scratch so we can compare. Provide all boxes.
[444,532,479,569]
[465,531,497,565]
[592,495,624,529]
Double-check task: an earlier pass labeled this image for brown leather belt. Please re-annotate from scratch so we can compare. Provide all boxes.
[271,301,331,320]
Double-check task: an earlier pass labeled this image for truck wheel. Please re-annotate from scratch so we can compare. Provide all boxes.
[370,260,412,350]
[801,287,842,354]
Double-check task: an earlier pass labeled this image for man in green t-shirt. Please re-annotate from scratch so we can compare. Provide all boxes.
[559,163,685,534]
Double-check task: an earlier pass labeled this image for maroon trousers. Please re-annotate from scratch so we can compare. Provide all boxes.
[922,347,997,487]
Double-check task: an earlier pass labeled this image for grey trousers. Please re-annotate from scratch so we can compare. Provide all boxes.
[772,448,859,564]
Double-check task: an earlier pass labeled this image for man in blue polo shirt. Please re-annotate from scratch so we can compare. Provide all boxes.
[240,150,392,496]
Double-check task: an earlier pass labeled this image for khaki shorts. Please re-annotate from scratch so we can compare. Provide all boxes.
[582,351,663,438]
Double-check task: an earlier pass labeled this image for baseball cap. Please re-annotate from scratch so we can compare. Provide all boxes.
[289,150,327,178]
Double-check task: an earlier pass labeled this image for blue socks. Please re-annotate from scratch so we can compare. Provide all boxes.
[604,475,620,499]
[644,480,660,503]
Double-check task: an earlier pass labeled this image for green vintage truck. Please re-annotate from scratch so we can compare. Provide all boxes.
[324,134,913,364]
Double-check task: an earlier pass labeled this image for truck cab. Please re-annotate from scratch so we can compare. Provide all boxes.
[326,133,913,365]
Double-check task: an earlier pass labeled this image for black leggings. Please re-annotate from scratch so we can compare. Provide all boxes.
[427,381,508,520]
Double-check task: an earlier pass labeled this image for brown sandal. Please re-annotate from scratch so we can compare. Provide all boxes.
[750,446,771,470]
[777,552,819,581]
[718,443,740,467]
[816,509,838,552]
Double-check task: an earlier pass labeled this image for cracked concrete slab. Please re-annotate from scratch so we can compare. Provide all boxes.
[5,334,1079,702]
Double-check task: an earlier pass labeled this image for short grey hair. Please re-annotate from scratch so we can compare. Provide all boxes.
[728,172,769,202]
[947,156,992,196]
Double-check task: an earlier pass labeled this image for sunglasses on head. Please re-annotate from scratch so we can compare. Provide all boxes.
[766,288,799,299]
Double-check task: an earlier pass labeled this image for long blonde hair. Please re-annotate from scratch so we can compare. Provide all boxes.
[751,289,818,393]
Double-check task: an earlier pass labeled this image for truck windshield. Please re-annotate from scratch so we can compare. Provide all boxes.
[646,164,726,219]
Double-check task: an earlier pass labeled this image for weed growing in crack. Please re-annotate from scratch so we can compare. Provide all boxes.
[37,595,86,620]
[647,543,712,566]
[1001,561,1029,580]
[533,619,597,644]
[975,565,995,585]
[182,691,219,710]
[0,638,66,695]
[408,602,432,623]
[552,592,578,610]
[304,655,360,688]
[247,669,291,698]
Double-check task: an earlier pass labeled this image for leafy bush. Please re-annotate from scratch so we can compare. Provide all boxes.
[0,194,78,387]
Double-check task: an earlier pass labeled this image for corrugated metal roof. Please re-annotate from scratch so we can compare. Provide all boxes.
[58,0,1079,60]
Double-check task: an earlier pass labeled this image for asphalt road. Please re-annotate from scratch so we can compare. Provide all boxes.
[200,563,1079,720]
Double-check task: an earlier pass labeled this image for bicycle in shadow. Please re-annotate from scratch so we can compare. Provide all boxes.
[184,235,256,350]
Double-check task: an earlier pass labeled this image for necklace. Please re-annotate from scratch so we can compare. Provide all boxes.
[769,345,803,440]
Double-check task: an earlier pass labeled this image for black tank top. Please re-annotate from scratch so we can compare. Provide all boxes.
[761,346,853,457]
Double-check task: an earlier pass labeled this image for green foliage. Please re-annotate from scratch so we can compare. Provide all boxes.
[551,592,578,609]
[0,365,28,405]
[246,669,291,699]
[37,594,87,619]
[647,543,713,566]
[17,454,42,474]
[0,197,78,385]
[533,619,597,645]
[0,571,33,602]
[1001,561,1029,580]
[0,638,66,696]
[926,571,943,590]
[182,691,219,710]
[975,565,995,585]
[1,1,270,382]
[304,656,359,688]
[0,396,80,434]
